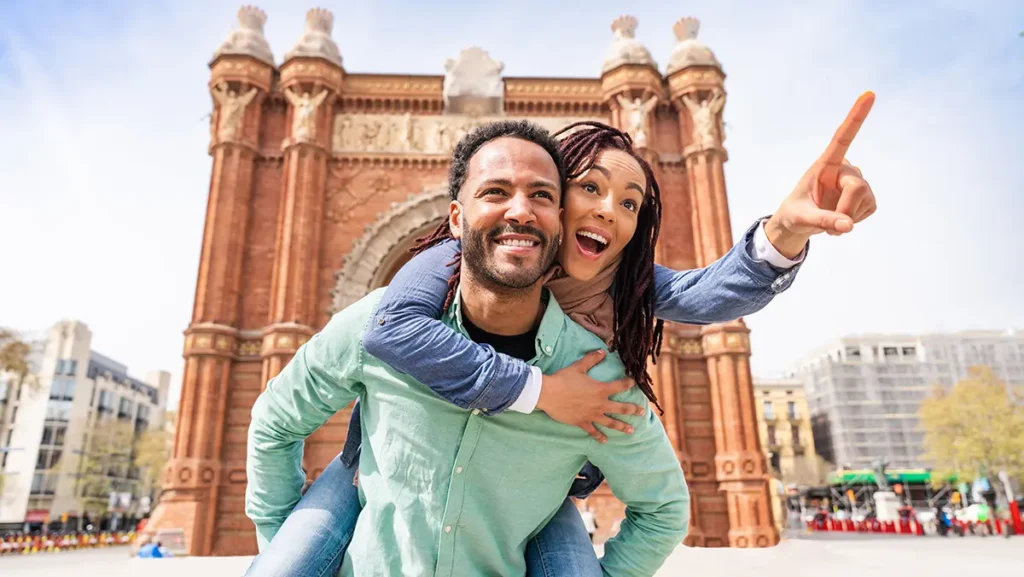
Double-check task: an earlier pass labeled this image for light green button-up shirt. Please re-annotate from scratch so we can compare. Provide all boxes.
[246,288,689,577]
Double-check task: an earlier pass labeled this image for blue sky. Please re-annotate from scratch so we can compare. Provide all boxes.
[1,1,1022,409]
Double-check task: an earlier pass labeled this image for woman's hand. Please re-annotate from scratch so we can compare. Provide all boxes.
[766,91,878,258]
[536,349,647,443]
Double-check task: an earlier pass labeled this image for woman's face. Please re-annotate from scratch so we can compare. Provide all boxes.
[557,148,647,281]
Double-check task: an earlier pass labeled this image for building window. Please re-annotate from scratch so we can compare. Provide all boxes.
[98,390,116,414]
[767,425,777,446]
[787,401,797,420]
[49,378,76,401]
[40,424,67,447]
[902,346,917,357]
[763,401,775,420]
[791,424,801,445]
[845,346,862,360]
[883,347,899,358]
[118,398,134,420]
[44,400,73,422]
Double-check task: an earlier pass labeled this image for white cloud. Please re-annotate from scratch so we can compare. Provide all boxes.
[0,0,1021,409]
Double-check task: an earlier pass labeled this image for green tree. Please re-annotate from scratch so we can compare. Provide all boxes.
[133,425,171,496]
[77,420,136,518]
[919,366,1024,500]
[0,329,34,499]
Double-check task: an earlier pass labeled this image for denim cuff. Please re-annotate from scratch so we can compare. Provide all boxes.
[739,215,809,296]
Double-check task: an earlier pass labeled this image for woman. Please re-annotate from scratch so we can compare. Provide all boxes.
[245,122,803,577]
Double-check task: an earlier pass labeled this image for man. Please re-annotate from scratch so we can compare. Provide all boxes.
[246,120,690,576]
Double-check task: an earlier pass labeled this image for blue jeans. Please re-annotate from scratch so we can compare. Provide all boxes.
[244,453,601,577]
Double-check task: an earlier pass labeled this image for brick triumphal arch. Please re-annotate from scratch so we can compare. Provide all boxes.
[143,7,779,555]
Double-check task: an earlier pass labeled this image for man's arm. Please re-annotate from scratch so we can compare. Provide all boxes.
[586,388,690,576]
[652,217,806,325]
[245,299,370,550]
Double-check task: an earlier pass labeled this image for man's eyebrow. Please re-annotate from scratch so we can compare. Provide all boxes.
[591,163,645,194]
[476,178,558,190]
[475,178,514,191]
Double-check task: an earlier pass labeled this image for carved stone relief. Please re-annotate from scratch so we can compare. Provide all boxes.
[332,113,606,155]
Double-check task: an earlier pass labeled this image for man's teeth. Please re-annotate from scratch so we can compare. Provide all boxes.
[577,231,608,245]
[498,239,538,247]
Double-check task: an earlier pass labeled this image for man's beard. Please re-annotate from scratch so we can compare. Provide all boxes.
[461,221,560,291]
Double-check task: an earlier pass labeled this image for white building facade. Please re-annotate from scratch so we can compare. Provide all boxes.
[0,320,170,531]
[791,330,1024,471]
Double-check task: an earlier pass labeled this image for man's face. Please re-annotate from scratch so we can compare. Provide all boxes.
[450,137,562,290]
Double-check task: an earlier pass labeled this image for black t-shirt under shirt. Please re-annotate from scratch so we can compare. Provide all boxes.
[460,313,537,363]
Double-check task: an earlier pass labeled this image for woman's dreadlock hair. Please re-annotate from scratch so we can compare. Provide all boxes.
[553,121,665,412]
[414,121,665,412]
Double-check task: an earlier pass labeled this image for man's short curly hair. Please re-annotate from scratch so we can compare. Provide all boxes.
[447,120,567,202]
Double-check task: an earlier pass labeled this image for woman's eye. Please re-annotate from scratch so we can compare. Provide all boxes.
[623,199,638,212]
[583,183,598,194]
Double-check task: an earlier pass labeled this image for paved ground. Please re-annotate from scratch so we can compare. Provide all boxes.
[1,533,1022,576]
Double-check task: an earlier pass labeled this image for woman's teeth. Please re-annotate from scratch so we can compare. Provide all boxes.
[576,231,608,246]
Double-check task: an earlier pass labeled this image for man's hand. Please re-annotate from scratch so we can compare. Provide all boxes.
[766,91,878,259]
[537,349,646,444]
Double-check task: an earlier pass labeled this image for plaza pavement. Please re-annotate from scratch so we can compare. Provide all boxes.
[1,532,1022,576]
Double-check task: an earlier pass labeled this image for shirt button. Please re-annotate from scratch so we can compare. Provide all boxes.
[544,345,553,354]
[444,526,452,533]
[456,466,463,474]
[377,318,385,326]
[472,409,480,416]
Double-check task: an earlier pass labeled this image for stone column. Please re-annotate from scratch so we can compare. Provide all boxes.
[141,6,276,556]
[264,8,347,479]
[666,17,779,547]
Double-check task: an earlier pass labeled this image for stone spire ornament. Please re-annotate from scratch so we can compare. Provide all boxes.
[666,17,721,75]
[284,7,343,67]
[602,15,656,73]
[212,5,275,66]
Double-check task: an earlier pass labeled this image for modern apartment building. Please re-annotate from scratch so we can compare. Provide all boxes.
[790,329,1024,471]
[0,320,170,531]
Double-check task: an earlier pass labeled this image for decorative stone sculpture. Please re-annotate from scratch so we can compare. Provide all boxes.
[602,15,656,73]
[442,47,504,115]
[616,94,658,148]
[285,88,330,143]
[332,113,604,155]
[682,89,725,149]
[284,8,343,67]
[666,17,721,75]
[212,6,274,66]
[211,82,258,142]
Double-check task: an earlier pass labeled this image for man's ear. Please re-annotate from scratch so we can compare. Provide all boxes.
[449,200,464,239]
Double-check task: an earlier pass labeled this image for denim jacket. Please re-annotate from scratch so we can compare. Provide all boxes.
[342,218,805,498]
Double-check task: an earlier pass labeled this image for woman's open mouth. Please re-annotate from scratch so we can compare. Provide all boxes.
[574,229,609,259]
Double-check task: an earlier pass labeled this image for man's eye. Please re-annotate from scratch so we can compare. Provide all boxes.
[484,188,506,196]
[534,191,554,200]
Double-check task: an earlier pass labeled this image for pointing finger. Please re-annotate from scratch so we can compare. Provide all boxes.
[820,91,875,169]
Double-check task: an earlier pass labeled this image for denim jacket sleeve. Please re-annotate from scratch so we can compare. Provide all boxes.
[652,217,807,325]
[362,239,531,414]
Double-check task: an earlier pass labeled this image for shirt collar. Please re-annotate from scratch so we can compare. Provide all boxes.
[447,284,566,359]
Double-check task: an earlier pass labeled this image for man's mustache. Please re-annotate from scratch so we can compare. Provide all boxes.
[487,224,549,246]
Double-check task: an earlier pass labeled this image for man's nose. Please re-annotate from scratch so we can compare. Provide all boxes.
[504,192,536,225]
